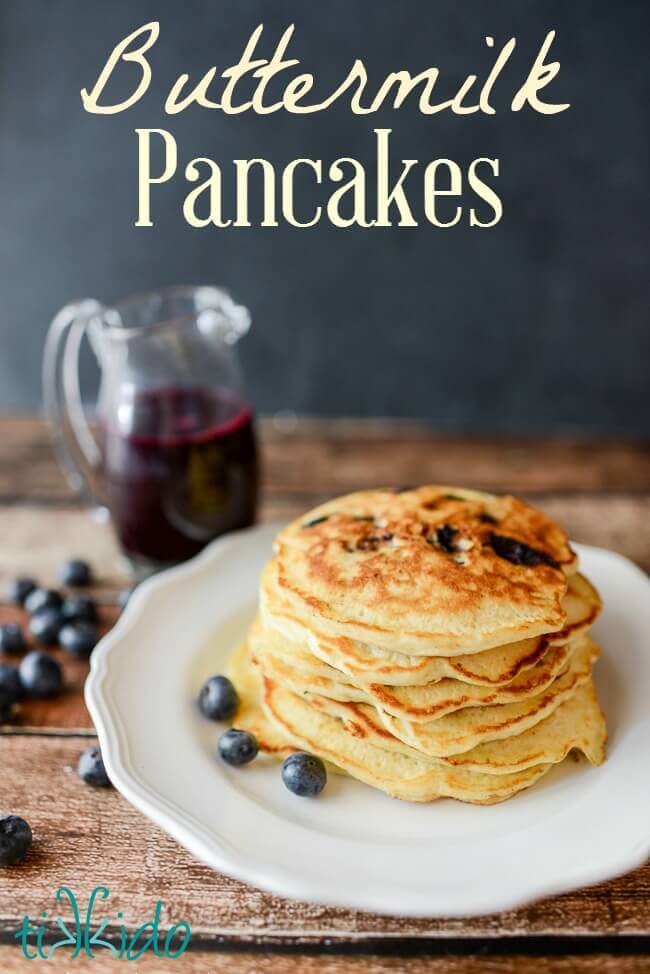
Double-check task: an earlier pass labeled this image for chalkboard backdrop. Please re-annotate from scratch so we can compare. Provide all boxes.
[1,0,648,435]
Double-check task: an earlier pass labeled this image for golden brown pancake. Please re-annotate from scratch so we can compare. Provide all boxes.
[228,642,605,804]
[368,637,598,757]
[273,486,578,655]
[261,637,598,758]
[222,485,606,804]
[261,568,600,686]
[268,659,606,775]
[251,617,588,723]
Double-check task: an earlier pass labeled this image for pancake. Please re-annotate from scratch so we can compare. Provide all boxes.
[369,637,598,757]
[441,680,606,773]
[228,643,604,804]
[285,636,598,758]
[252,618,587,723]
[272,486,578,655]
[261,568,600,686]
[275,670,606,775]
[223,484,606,805]
[227,640,295,760]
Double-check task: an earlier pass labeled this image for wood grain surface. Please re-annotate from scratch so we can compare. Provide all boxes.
[1,417,649,972]
[0,948,649,974]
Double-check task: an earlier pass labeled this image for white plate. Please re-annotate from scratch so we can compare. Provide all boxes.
[86,525,650,917]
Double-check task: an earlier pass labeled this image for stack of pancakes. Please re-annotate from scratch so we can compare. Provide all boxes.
[230,486,606,803]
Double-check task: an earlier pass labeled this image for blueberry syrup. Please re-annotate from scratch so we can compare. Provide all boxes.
[99,387,258,565]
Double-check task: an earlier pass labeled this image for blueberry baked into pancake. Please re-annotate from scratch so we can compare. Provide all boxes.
[227,486,606,804]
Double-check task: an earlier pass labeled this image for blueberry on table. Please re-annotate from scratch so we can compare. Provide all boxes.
[19,651,63,698]
[60,559,93,587]
[218,729,259,767]
[29,608,63,646]
[25,588,63,616]
[282,752,327,797]
[198,675,239,721]
[0,623,27,655]
[62,596,98,624]
[7,576,37,606]
[78,745,111,787]
[59,622,98,657]
[0,816,32,866]
[0,663,24,703]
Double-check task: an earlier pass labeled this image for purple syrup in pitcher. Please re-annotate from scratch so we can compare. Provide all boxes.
[99,387,258,565]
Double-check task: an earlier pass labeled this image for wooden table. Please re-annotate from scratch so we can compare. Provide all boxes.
[1,416,649,973]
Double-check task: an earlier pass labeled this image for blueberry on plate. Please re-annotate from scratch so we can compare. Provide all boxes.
[60,558,92,587]
[59,622,98,657]
[25,588,63,616]
[198,675,239,722]
[7,576,37,606]
[0,815,33,866]
[282,752,327,797]
[218,729,259,767]
[62,596,98,624]
[0,623,27,655]
[78,745,111,787]
[29,608,63,646]
[19,651,63,698]
[0,663,24,703]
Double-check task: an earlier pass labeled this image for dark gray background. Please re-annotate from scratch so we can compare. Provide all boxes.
[1,0,648,434]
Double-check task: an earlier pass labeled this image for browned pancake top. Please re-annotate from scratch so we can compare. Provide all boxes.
[273,486,576,653]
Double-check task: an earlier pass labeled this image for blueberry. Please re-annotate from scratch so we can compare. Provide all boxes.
[218,728,259,767]
[0,815,32,866]
[25,588,63,616]
[7,576,37,606]
[29,608,63,646]
[0,663,24,703]
[433,524,459,554]
[0,623,27,655]
[62,596,98,624]
[19,651,63,698]
[489,533,558,569]
[60,559,92,587]
[198,675,239,721]
[78,745,111,787]
[479,512,499,525]
[302,515,330,528]
[59,622,98,657]
[281,752,327,797]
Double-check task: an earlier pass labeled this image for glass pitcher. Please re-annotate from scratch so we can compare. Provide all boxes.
[44,286,259,577]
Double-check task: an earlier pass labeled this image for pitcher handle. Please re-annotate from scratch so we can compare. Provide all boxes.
[43,299,105,505]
